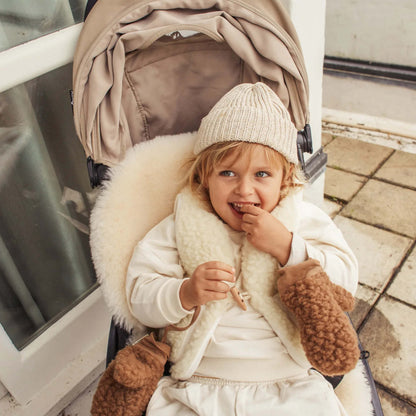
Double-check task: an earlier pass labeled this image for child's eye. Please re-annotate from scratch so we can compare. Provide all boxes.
[256,171,269,178]
[219,170,235,177]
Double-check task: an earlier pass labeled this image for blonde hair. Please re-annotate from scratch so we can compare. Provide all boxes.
[185,141,304,205]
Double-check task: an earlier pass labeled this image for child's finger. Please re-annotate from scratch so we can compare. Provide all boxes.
[204,291,229,303]
[240,205,264,225]
[203,261,235,281]
[204,260,234,272]
[205,268,235,283]
[204,280,232,293]
[241,213,256,225]
[240,222,252,233]
[239,204,262,215]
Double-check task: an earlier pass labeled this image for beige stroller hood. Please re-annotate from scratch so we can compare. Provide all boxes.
[72,0,310,167]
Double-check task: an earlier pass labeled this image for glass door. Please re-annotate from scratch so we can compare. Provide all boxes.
[0,0,110,408]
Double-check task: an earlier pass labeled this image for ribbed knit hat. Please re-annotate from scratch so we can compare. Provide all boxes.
[194,82,298,163]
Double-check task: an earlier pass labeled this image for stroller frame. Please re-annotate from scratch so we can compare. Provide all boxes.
[73,1,384,415]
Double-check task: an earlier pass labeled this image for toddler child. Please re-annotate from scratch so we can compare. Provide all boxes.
[125,82,358,415]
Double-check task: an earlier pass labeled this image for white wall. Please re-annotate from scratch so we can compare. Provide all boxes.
[325,0,416,67]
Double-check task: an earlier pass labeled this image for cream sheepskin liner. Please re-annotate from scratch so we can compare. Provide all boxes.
[89,132,374,416]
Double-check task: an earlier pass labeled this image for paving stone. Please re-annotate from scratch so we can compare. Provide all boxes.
[359,297,416,403]
[325,132,416,413]
[324,167,366,201]
[350,284,379,329]
[334,216,412,291]
[378,389,416,416]
[325,136,393,176]
[342,179,416,238]
[322,197,342,218]
[322,131,335,146]
[387,246,416,306]
[375,150,416,189]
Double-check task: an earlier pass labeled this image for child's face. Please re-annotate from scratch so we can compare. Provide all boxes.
[207,145,284,231]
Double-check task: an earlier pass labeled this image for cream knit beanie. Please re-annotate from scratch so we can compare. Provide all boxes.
[194,82,298,163]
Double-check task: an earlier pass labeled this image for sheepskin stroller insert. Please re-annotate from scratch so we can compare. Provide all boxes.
[72,0,383,415]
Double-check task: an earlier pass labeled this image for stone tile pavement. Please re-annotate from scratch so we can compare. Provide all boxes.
[322,132,416,416]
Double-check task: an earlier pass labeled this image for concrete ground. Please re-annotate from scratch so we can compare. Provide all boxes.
[62,131,416,416]
[322,131,416,416]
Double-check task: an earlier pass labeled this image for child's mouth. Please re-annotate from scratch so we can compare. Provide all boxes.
[230,202,260,213]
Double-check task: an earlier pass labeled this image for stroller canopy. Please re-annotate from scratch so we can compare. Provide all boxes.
[73,0,310,167]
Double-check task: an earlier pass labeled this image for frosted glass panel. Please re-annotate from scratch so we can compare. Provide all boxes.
[0,0,86,52]
[0,63,96,349]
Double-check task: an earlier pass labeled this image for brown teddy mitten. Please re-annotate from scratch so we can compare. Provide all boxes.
[91,333,170,416]
[277,259,360,376]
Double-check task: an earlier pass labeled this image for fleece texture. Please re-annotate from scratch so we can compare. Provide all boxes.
[90,132,373,416]
[91,333,170,416]
[167,186,310,378]
[277,259,360,376]
[90,132,197,331]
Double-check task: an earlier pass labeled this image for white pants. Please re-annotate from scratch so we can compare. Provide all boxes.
[146,371,348,416]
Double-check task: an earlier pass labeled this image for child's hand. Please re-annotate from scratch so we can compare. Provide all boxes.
[180,261,235,310]
[240,205,293,265]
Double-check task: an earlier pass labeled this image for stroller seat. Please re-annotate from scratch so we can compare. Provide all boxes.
[90,131,380,416]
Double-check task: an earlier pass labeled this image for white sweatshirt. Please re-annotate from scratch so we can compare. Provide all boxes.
[126,188,358,379]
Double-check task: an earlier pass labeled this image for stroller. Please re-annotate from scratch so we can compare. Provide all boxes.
[72,1,383,415]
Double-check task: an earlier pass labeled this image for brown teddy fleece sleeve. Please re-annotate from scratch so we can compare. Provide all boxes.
[277,259,360,376]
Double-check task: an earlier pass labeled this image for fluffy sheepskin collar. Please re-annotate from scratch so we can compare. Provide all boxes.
[167,186,310,377]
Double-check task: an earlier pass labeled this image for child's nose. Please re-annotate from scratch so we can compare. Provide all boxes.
[235,177,253,196]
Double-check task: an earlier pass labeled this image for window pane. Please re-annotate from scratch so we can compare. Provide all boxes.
[0,63,96,350]
[0,0,87,52]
